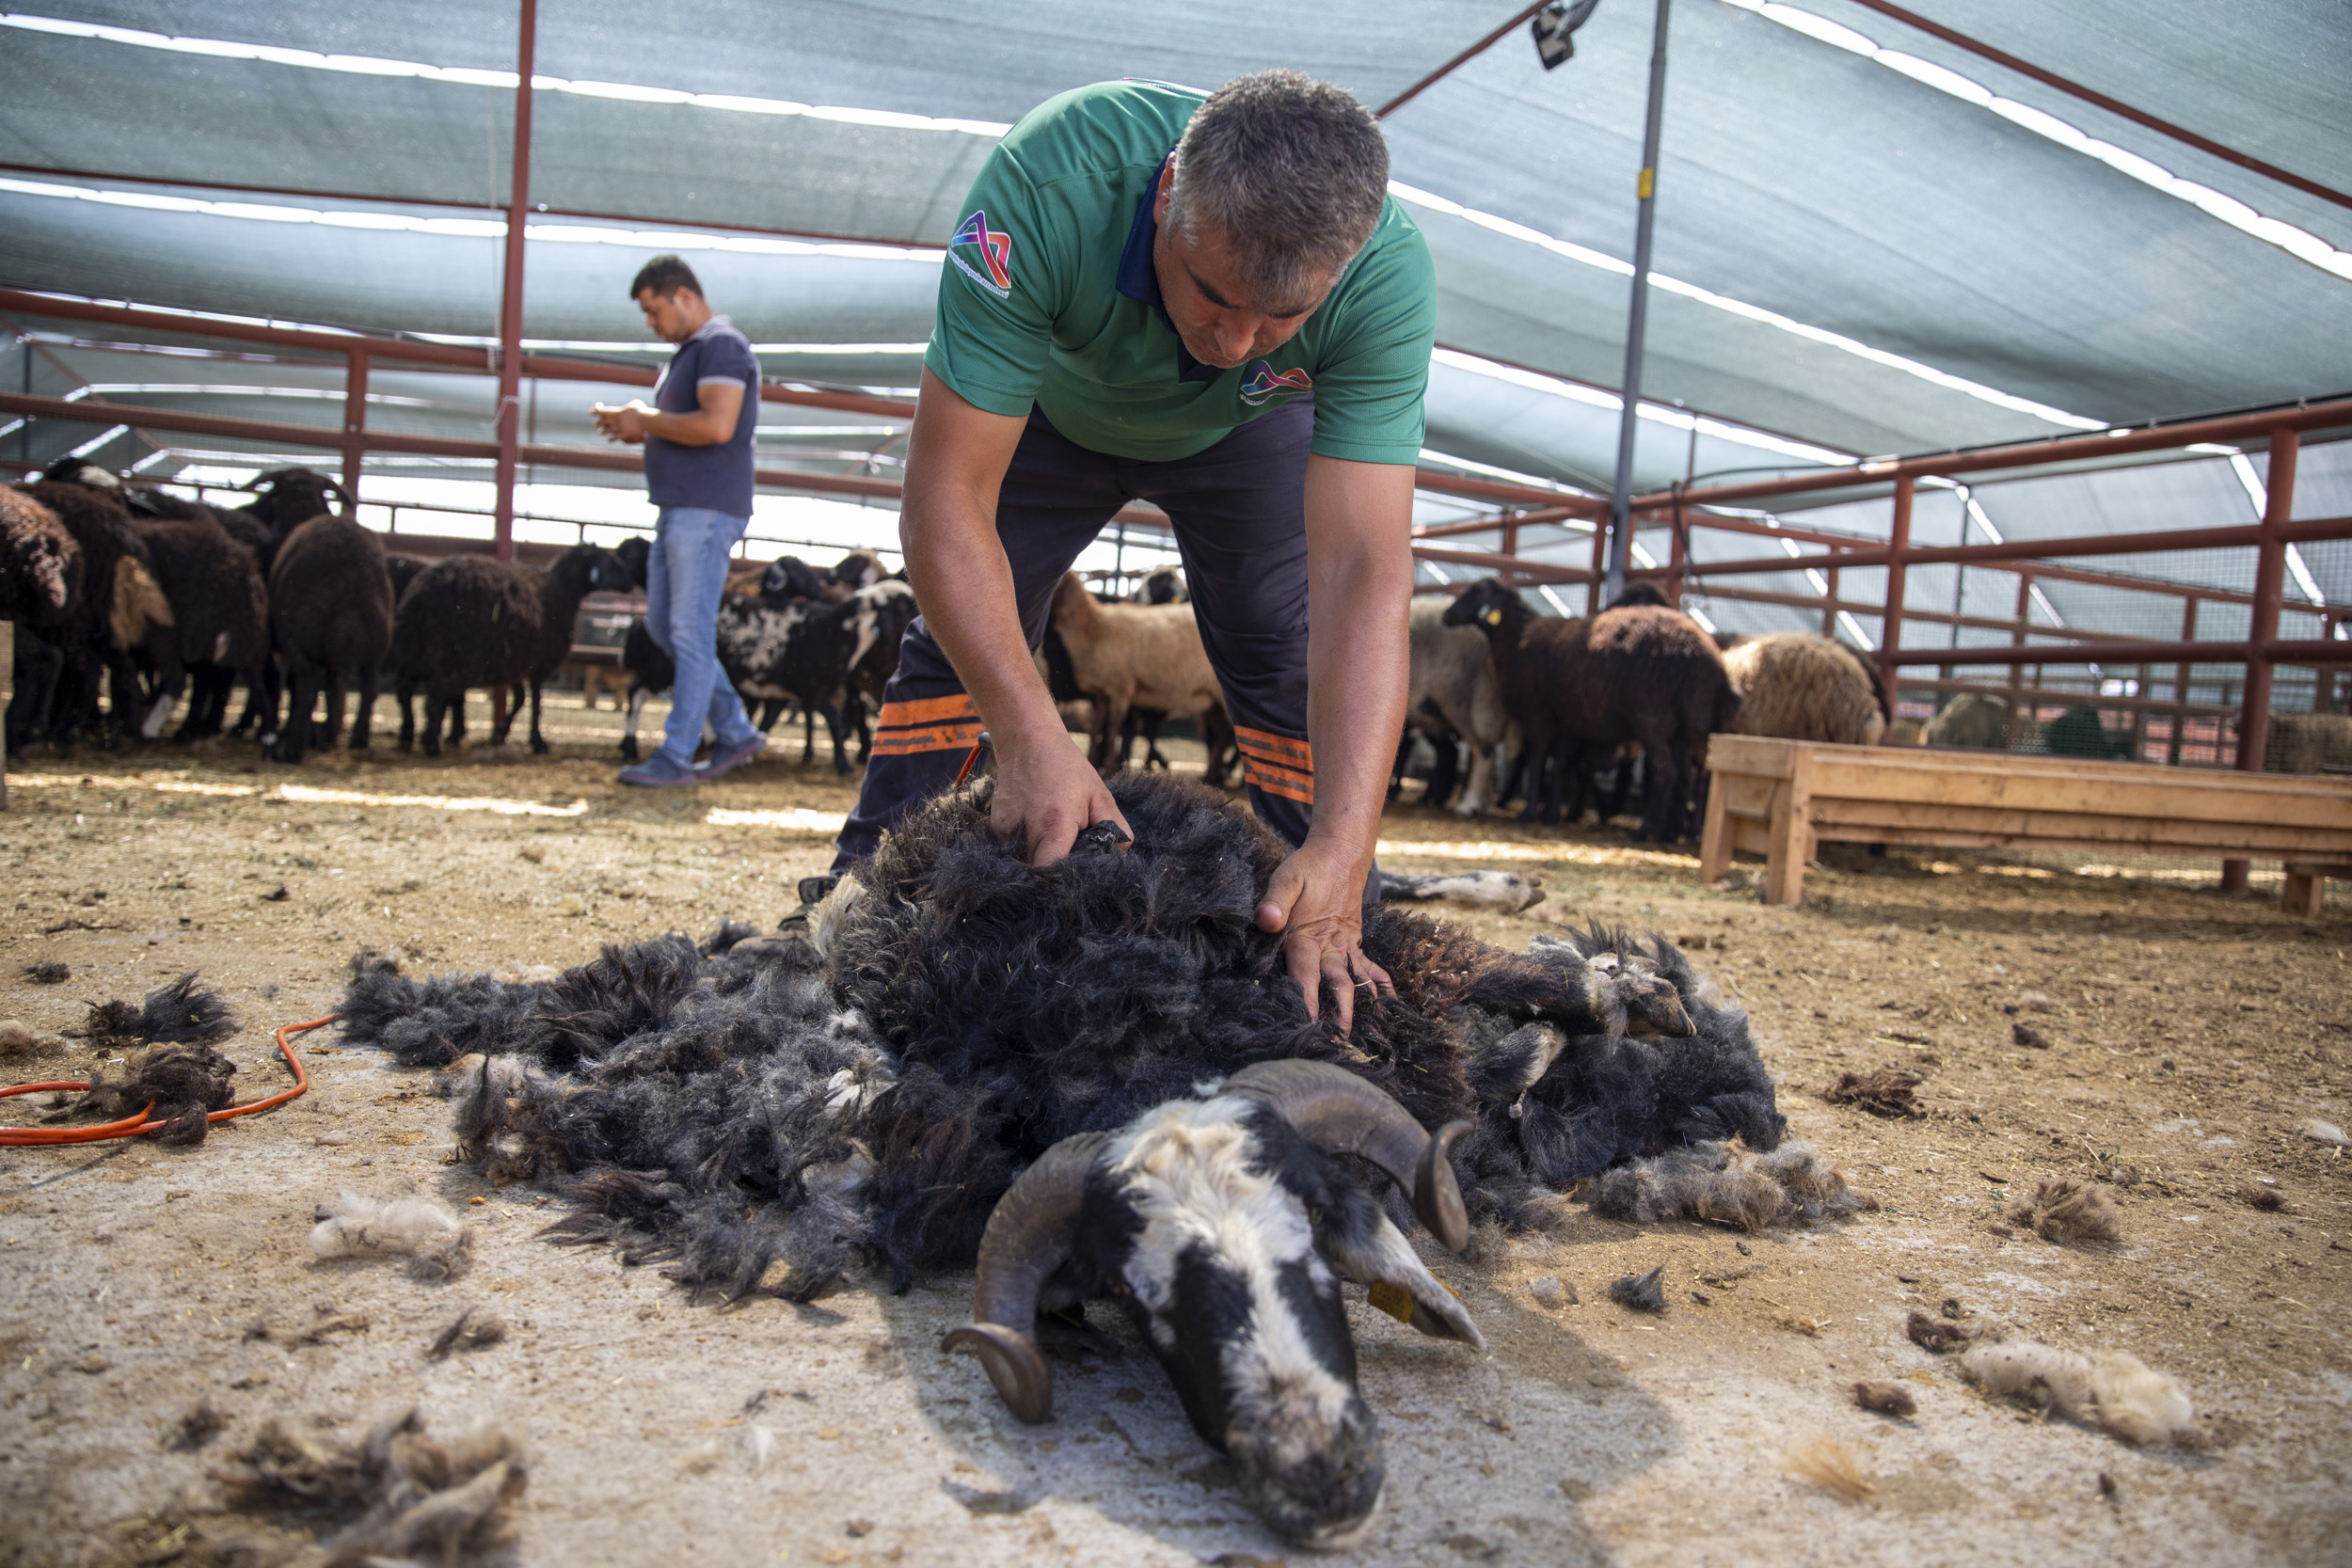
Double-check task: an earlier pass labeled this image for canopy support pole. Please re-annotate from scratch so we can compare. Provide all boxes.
[1602,0,1671,608]
[493,0,538,566]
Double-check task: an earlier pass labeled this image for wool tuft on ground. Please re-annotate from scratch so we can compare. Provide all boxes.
[2010,1177,2124,1243]
[221,1406,528,1565]
[310,1191,475,1281]
[1588,1139,1872,1230]
[1959,1339,2194,1445]
[1609,1264,1668,1312]
[87,974,237,1049]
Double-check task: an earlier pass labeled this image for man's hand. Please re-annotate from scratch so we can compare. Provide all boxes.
[591,400,653,444]
[1256,835,1391,1034]
[989,725,1132,866]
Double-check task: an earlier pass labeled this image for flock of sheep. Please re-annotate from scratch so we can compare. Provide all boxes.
[0,463,916,774]
[2,456,1899,832]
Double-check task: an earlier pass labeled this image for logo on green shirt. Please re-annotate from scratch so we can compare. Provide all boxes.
[1239,361,1313,407]
[948,210,1013,297]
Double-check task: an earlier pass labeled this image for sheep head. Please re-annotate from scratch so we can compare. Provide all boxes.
[945,1061,1477,1548]
[1439,578,1521,639]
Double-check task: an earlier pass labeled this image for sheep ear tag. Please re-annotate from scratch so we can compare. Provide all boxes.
[1482,607,1502,626]
[1367,1281,1416,1324]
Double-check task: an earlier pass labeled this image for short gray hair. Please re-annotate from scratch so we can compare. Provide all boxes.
[1165,71,1390,309]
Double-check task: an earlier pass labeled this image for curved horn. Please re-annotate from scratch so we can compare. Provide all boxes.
[1225,1061,1471,1252]
[940,1131,1108,1424]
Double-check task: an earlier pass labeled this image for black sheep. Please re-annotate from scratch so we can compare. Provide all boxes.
[339,771,1786,1302]
[126,512,270,742]
[1447,578,1737,842]
[212,467,350,574]
[391,544,629,755]
[269,515,396,763]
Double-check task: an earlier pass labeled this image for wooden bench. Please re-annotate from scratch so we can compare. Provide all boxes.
[1698,734,2352,912]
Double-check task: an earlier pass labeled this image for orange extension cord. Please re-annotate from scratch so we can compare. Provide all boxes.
[0,1013,331,1148]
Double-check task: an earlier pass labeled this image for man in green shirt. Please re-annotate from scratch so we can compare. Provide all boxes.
[834,71,1436,1033]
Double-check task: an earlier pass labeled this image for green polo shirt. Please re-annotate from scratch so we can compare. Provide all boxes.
[925,80,1437,466]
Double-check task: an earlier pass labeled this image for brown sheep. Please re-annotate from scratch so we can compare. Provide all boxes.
[1722,632,1887,746]
[13,481,170,750]
[1046,572,1225,774]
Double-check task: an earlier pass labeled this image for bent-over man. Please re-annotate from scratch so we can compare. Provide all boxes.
[832,71,1437,1031]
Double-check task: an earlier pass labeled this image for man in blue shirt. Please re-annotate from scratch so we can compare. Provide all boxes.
[593,254,768,786]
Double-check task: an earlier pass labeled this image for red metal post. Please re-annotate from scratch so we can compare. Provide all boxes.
[1821,565,1838,638]
[1876,475,1913,705]
[492,0,538,565]
[2170,595,2198,766]
[2005,572,2030,747]
[340,347,368,500]
[2223,426,2299,893]
[1665,516,1686,604]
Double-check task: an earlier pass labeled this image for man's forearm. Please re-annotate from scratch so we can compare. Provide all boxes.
[900,491,1061,746]
[635,408,730,446]
[1303,542,1412,872]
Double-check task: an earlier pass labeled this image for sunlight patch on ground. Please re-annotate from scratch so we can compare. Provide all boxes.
[1375,837,1697,871]
[706,807,848,832]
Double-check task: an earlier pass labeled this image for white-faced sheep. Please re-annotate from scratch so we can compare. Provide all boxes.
[391,545,629,755]
[336,770,1821,1544]
[269,514,396,763]
[1446,579,1737,841]
[1047,571,1226,775]
[1721,631,1887,746]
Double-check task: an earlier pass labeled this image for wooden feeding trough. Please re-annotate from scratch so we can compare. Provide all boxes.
[1698,734,2352,912]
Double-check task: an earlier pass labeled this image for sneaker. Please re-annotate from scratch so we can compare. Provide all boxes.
[617,755,699,787]
[694,732,768,780]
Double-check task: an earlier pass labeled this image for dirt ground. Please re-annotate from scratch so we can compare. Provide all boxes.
[3,695,2348,1568]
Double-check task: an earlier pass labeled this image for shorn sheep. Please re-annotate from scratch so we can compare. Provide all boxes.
[1047,571,1226,774]
[1721,631,1887,746]
[1446,578,1737,841]
[338,771,1845,1543]
[1399,592,1513,815]
[392,544,629,755]
[268,513,396,763]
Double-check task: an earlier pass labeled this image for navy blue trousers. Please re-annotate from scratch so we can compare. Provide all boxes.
[834,400,1332,870]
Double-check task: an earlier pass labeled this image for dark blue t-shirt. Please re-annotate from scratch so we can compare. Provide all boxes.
[644,316,759,516]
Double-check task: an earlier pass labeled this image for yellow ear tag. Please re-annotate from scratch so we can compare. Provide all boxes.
[1482,607,1502,626]
[1368,1281,1416,1323]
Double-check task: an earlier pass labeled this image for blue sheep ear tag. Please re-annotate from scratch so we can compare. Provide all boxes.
[1367,1281,1416,1323]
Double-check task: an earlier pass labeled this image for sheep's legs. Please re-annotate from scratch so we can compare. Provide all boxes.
[319,672,348,752]
[278,657,325,764]
[6,636,63,751]
[395,675,417,752]
[421,687,452,758]
[488,685,516,747]
[348,666,379,750]
[140,660,184,741]
[1454,742,1496,817]
[528,678,548,753]
[1422,733,1460,807]
[621,684,650,761]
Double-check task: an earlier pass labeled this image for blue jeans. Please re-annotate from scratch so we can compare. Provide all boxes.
[645,506,759,769]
